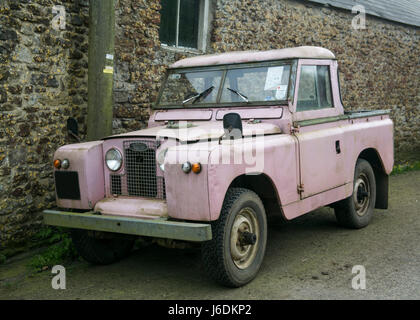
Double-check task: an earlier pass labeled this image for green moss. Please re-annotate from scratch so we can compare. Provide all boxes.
[27,227,79,272]
[0,253,6,264]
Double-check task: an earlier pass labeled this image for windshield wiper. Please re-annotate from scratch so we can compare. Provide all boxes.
[227,88,249,103]
[182,86,215,105]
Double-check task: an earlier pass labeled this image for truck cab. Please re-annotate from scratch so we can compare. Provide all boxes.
[44,46,394,287]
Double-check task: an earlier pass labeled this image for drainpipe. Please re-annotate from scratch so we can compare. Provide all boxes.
[87,0,115,141]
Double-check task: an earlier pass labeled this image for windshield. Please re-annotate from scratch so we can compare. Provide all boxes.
[158,63,291,107]
[221,65,290,103]
[160,71,223,105]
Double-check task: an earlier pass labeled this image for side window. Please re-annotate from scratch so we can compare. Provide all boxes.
[297,65,333,111]
[159,0,209,50]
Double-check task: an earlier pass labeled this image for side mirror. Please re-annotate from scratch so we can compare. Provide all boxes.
[67,117,80,141]
[223,113,243,140]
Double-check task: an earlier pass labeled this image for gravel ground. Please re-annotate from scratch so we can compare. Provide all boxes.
[1,171,419,300]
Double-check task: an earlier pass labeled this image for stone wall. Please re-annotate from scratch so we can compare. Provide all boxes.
[113,0,162,133]
[0,0,89,250]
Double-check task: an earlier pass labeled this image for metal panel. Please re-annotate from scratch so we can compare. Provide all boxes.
[215,108,283,120]
[94,197,168,219]
[43,210,212,242]
[55,141,105,210]
[155,110,213,121]
[306,0,420,27]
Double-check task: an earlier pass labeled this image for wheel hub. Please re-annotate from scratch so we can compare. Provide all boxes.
[230,208,259,269]
[353,173,370,217]
[239,231,257,246]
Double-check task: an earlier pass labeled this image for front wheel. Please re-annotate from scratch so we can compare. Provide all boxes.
[334,159,376,229]
[201,188,267,287]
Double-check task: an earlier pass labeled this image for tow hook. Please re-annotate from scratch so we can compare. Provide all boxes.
[240,231,257,246]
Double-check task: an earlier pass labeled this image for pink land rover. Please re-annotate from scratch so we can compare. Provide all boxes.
[44,46,394,287]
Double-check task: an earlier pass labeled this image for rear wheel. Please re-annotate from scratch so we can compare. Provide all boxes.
[335,159,376,229]
[201,188,267,287]
[71,229,135,265]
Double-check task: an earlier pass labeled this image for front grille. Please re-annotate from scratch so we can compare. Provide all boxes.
[110,175,122,195]
[55,171,81,200]
[110,140,166,199]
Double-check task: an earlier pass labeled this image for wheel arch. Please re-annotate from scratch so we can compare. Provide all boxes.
[226,173,285,219]
[357,148,389,209]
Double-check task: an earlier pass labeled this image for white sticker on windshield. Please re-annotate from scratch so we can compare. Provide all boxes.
[169,74,181,80]
[275,85,288,100]
[264,66,285,91]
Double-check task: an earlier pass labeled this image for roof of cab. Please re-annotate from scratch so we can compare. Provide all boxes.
[169,46,336,69]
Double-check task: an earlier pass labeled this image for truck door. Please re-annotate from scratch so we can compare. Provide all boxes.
[294,63,346,199]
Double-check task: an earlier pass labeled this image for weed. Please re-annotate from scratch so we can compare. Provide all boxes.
[391,161,420,175]
[28,227,79,272]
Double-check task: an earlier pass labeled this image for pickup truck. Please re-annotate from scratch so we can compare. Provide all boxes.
[43,46,394,287]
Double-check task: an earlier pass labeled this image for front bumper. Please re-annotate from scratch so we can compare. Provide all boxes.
[43,210,212,242]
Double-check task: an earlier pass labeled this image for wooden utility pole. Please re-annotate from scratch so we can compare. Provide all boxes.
[87,0,115,141]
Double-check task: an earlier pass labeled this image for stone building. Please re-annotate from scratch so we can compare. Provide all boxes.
[0,0,419,251]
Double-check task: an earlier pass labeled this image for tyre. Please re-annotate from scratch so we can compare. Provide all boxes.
[70,229,135,265]
[201,188,267,287]
[334,159,376,229]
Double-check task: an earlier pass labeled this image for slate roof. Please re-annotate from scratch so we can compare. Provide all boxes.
[306,0,420,27]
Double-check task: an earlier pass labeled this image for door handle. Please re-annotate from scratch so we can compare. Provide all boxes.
[335,140,341,154]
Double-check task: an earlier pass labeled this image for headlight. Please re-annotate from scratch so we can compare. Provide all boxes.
[157,148,168,172]
[105,148,122,171]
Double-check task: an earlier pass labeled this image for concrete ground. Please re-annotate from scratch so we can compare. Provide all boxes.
[0,171,419,300]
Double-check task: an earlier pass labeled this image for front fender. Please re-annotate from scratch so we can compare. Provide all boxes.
[54,141,105,210]
[164,142,212,221]
[207,134,298,221]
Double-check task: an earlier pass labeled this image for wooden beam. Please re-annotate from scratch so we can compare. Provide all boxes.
[87,0,115,141]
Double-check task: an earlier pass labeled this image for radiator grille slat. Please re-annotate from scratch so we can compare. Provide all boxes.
[110,140,166,199]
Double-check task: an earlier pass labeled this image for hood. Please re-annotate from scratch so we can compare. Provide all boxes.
[104,121,281,142]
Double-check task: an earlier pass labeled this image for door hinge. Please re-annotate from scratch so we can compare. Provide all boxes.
[291,123,300,134]
[297,184,304,194]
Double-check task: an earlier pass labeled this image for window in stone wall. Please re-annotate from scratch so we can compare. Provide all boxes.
[159,0,210,51]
